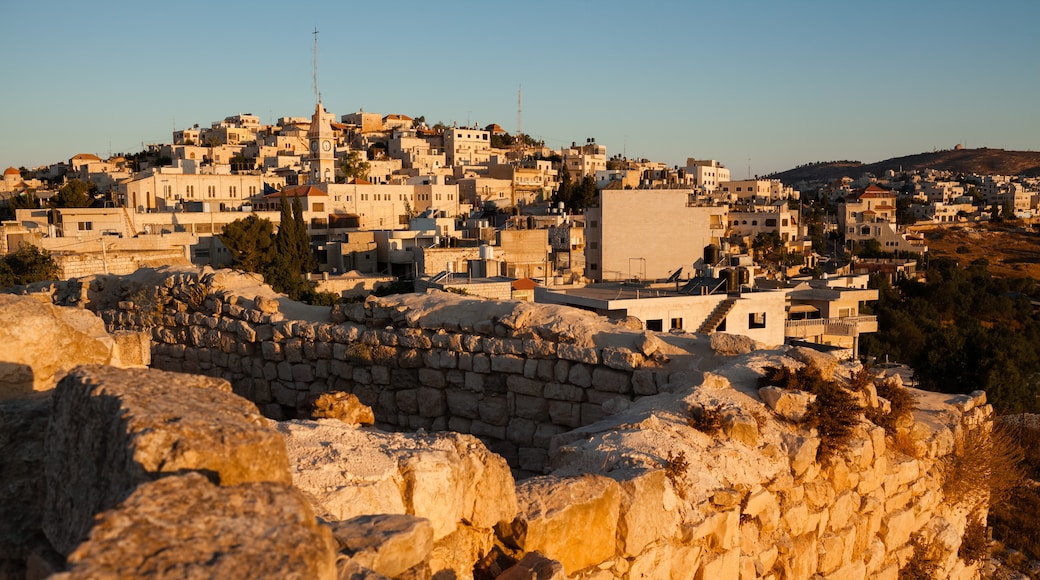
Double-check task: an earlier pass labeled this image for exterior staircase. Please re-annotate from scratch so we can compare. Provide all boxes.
[697,297,738,334]
[121,206,138,237]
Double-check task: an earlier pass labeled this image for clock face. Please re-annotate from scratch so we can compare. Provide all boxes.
[310,141,318,152]
[322,140,332,152]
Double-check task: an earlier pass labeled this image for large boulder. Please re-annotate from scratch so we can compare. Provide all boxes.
[279,420,517,540]
[499,474,621,576]
[330,514,433,578]
[54,472,336,580]
[44,365,293,556]
[0,295,118,399]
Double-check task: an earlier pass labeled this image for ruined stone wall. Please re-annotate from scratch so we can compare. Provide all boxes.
[95,273,665,473]
[3,269,997,578]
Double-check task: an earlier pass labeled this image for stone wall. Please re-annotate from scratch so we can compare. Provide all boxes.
[6,267,997,578]
[90,270,672,473]
[55,249,188,279]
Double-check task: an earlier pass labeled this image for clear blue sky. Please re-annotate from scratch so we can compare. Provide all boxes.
[2,0,1038,176]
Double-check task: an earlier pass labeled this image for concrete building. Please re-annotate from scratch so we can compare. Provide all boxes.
[718,179,798,204]
[839,185,927,254]
[119,166,264,213]
[584,189,728,282]
[537,283,787,346]
[682,159,730,192]
[561,139,607,180]
[443,127,491,166]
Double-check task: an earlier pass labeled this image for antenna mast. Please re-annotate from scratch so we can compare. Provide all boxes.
[312,27,320,103]
[514,85,523,161]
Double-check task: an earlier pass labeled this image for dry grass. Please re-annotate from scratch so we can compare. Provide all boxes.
[942,422,1026,508]
[900,535,944,580]
[868,377,918,436]
[663,450,690,498]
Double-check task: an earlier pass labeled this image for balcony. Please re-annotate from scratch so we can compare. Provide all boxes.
[785,315,878,338]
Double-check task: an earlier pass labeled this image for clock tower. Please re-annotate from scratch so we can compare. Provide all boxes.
[307,101,335,183]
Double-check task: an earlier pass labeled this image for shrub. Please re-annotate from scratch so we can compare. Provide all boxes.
[663,450,689,497]
[900,535,943,580]
[761,363,863,459]
[688,404,724,434]
[958,511,989,565]
[942,422,1025,507]
[302,290,341,306]
[868,376,918,435]
[806,378,864,459]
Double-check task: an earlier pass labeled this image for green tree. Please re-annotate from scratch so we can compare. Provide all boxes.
[0,244,60,288]
[51,179,95,208]
[339,149,370,183]
[263,193,316,300]
[218,214,275,273]
[8,192,41,211]
[572,175,599,211]
[292,195,316,274]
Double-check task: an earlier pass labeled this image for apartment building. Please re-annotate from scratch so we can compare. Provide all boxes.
[682,159,730,192]
[443,127,491,166]
[718,179,798,204]
[584,189,728,282]
[119,165,263,212]
[729,205,801,243]
[839,185,927,254]
[561,139,607,180]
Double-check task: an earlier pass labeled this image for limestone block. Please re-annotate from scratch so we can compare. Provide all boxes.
[110,330,151,367]
[788,346,839,380]
[418,368,446,388]
[330,514,433,578]
[513,394,549,421]
[447,390,480,419]
[632,370,658,396]
[280,422,516,541]
[591,367,632,393]
[479,396,510,426]
[683,509,740,551]
[473,354,491,373]
[783,502,810,536]
[553,360,570,383]
[818,533,844,574]
[417,388,446,418]
[508,375,545,397]
[507,418,537,446]
[880,508,917,551]
[601,347,644,371]
[785,434,820,479]
[568,364,592,388]
[634,331,663,357]
[492,354,526,374]
[744,489,780,532]
[722,407,759,447]
[501,474,621,576]
[616,469,680,557]
[709,332,759,356]
[57,472,336,580]
[696,547,739,580]
[307,392,375,426]
[558,344,599,365]
[828,490,860,532]
[544,382,584,403]
[548,400,582,428]
[523,338,557,359]
[427,523,495,580]
[44,366,292,556]
[498,552,566,580]
[0,296,117,399]
[255,295,280,314]
[758,386,815,422]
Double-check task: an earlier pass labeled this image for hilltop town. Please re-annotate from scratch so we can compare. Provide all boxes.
[3,99,1039,366]
[3,99,1040,577]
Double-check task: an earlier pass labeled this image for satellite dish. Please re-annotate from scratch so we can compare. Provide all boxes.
[666,267,683,283]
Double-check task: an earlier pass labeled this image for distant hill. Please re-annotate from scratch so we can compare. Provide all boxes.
[768,148,1040,185]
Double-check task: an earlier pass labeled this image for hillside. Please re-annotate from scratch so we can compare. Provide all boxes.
[769,148,1040,185]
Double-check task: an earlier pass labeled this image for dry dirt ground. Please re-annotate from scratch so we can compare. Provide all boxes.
[914,222,1040,280]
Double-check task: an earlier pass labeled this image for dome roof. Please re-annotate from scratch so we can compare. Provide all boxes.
[4,167,20,176]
